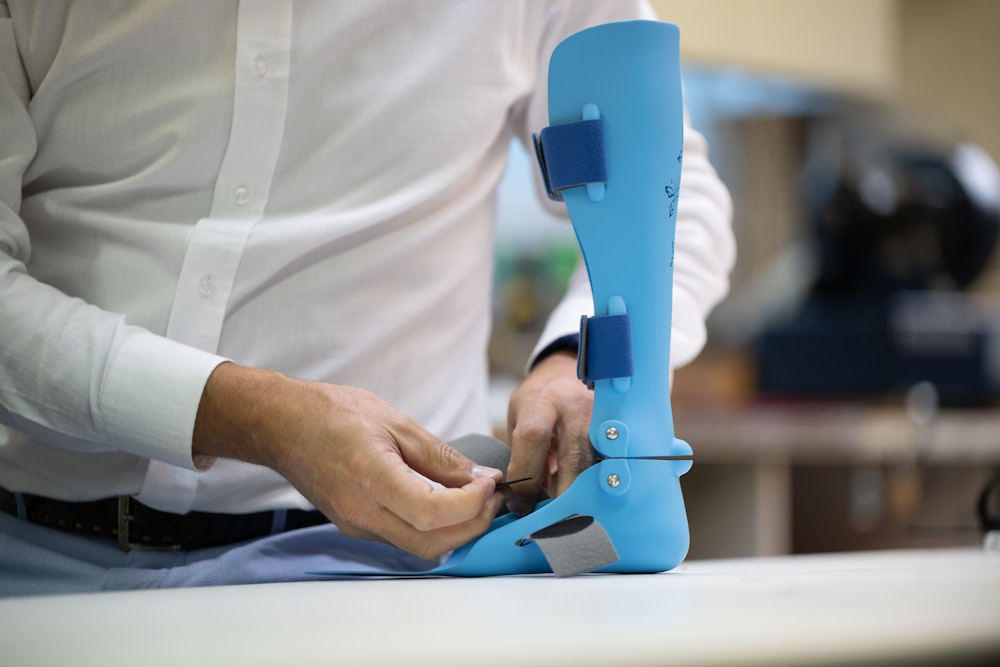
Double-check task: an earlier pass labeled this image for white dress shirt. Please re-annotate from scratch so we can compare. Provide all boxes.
[0,0,734,514]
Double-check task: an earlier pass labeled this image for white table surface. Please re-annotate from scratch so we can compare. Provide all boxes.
[2,547,998,667]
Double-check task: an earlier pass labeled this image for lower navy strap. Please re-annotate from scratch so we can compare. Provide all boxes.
[578,313,633,386]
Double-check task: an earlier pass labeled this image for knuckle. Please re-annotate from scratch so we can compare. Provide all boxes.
[407,504,440,533]
[512,420,551,446]
[408,537,445,561]
[562,383,594,411]
[337,503,372,534]
[432,442,466,471]
[338,523,369,539]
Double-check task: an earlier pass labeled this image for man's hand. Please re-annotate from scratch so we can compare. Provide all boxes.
[192,362,505,560]
[505,351,594,515]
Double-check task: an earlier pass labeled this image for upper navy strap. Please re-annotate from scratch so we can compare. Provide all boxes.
[532,118,607,201]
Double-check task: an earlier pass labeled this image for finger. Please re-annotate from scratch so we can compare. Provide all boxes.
[368,444,500,532]
[506,399,557,515]
[369,490,507,560]
[547,382,594,495]
[553,418,594,496]
[394,427,503,489]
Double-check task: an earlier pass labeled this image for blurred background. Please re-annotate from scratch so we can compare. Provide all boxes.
[489,0,1000,559]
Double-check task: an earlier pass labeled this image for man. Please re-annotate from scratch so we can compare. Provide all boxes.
[0,0,734,594]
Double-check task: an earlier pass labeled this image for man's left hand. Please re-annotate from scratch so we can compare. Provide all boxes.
[504,351,593,515]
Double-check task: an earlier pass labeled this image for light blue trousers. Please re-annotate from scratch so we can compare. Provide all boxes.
[0,511,437,597]
[0,437,510,597]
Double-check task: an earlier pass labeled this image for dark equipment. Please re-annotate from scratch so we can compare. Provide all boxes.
[756,126,1000,405]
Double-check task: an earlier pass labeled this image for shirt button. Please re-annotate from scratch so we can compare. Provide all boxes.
[198,276,214,297]
[232,186,250,206]
[253,53,269,78]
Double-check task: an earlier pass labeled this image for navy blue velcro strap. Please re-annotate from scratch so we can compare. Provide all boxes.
[577,313,633,386]
[532,118,607,201]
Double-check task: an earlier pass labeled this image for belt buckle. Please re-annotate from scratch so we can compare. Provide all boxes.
[117,496,181,552]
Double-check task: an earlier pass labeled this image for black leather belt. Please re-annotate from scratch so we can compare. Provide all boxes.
[0,487,326,551]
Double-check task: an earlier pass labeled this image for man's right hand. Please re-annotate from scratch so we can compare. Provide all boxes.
[192,362,505,560]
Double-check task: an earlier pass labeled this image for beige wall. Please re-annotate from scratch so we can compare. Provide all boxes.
[898,0,1000,161]
[651,0,1000,157]
[651,0,899,98]
[652,0,1000,292]
[899,0,1000,291]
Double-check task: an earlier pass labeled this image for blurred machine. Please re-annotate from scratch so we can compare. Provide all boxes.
[756,124,1000,405]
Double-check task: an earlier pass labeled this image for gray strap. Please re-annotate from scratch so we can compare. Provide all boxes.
[519,514,619,577]
[448,434,512,473]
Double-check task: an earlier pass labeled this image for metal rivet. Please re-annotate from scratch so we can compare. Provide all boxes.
[605,426,619,441]
[606,474,621,488]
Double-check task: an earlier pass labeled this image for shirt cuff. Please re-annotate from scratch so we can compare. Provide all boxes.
[529,333,580,371]
[99,331,229,471]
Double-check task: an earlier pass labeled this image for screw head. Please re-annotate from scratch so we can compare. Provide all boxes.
[606,474,622,488]
[605,426,619,441]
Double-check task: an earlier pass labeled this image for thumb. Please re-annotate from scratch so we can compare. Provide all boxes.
[399,430,503,489]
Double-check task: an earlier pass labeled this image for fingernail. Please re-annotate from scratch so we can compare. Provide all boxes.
[471,466,502,480]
